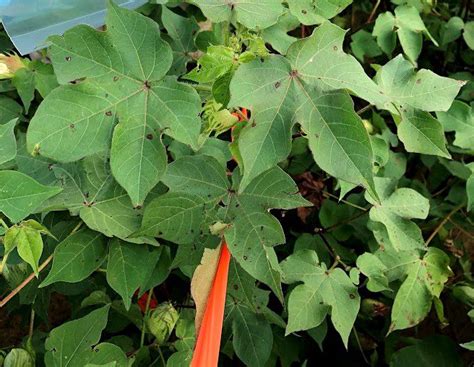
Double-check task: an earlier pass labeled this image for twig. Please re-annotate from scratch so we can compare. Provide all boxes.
[447,218,474,240]
[28,309,35,338]
[0,254,53,308]
[353,327,370,365]
[425,204,465,246]
[322,191,369,211]
[367,0,381,23]
[356,104,373,115]
[0,221,83,308]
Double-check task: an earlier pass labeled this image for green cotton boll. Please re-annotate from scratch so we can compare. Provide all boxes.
[146,303,179,344]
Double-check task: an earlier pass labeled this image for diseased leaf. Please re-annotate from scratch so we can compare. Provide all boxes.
[45,305,111,367]
[390,248,452,332]
[230,23,381,194]
[26,1,201,206]
[288,0,352,25]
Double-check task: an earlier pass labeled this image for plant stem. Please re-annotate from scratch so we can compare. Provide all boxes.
[29,308,35,338]
[356,104,373,115]
[140,288,154,348]
[425,203,465,246]
[322,191,369,211]
[0,254,53,308]
[0,221,83,308]
[367,0,381,23]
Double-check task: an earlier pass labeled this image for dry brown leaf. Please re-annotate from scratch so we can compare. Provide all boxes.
[191,243,222,335]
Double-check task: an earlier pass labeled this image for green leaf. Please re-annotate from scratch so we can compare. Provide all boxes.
[191,0,285,30]
[0,170,62,223]
[226,261,274,366]
[232,307,273,367]
[463,21,474,50]
[467,163,474,212]
[0,119,17,165]
[437,100,474,150]
[161,6,199,75]
[375,55,464,112]
[26,1,201,206]
[0,95,22,123]
[390,336,463,367]
[45,305,111,367]
[398,109,451,158]
[288,0,352,25]
[106,239,160,310]
[439,17,464,47]
[185,45,235,83]
[40,228,107,287]
[281,249,360,347]
[373,6,437,63]
[390,248,452,332]
[4,220,48,275]
[350,30,383,62]
[262,12,299,55]
[367,178,429,251]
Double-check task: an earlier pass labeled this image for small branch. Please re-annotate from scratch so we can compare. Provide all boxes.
[367,0,381,23]
[353,327,370,365]
[28,309,35,339]
[356,104,373,115]
[0,254,53,308]
[0,221,83,308]
[425,204,465,246]
[447,218,474,240]
[322,191,369,211]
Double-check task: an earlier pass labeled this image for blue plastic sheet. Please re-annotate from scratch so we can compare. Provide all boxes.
[0,0,148,55]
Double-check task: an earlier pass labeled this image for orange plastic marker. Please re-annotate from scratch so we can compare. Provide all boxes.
[191,108,247,366]
[191,243,231,367]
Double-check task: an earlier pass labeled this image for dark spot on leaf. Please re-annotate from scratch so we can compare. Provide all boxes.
[134,205,142,210]
[233,284,238,290]
[243,255,248,260]
[289,69,299,78]
[158,231,163,235]
[349,294,355,299]
[333,46,338,51]
[302,9,307,14]
[251,121,256,127]
[69,123,75,129]
[274,81,281,89]
[105,111,112,116]
[65,56,71,61]
[143,80,151,90]
[48,164,54,171]
[416,79,421,84]
[113,76,119,82]
[146,133,153,140]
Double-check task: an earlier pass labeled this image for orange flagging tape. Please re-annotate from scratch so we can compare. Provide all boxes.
[191,242,231,367]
